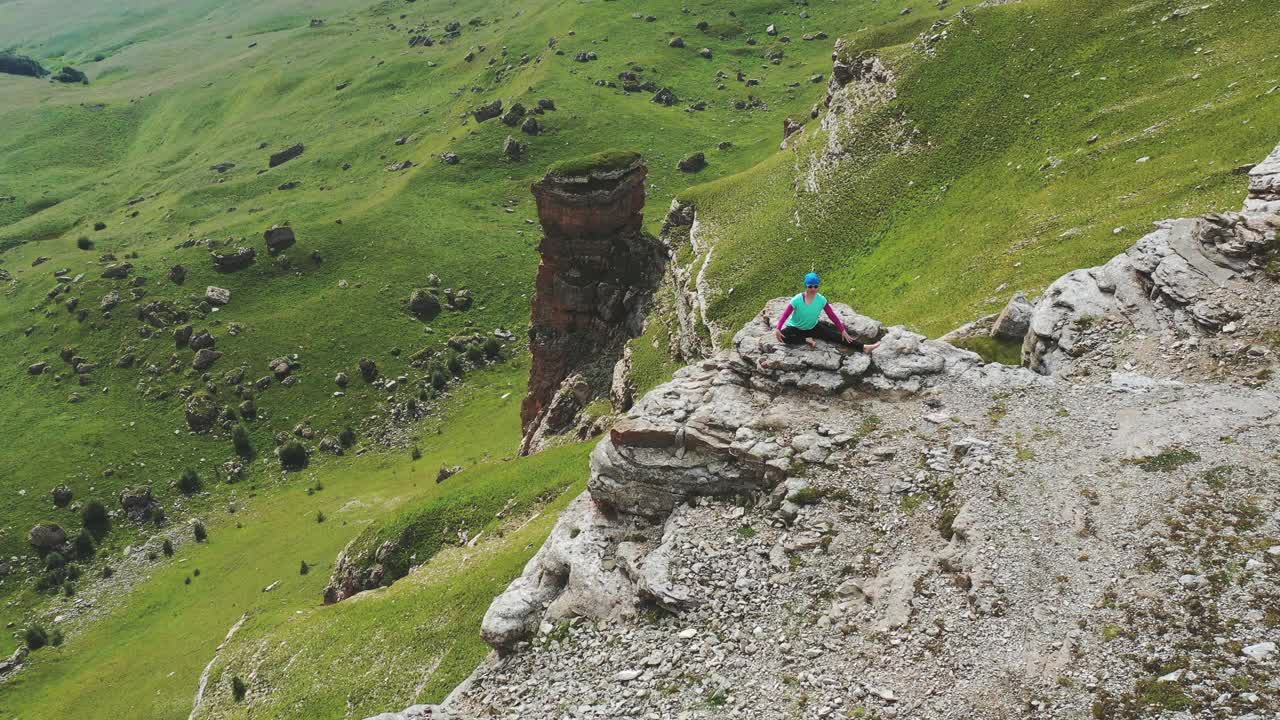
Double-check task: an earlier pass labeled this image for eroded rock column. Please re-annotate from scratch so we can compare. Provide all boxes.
[520,153,665,454]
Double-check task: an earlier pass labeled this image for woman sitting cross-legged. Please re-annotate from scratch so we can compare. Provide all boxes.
[773,272,879,353]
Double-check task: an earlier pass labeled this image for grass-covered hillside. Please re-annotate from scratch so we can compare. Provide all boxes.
[676,0,1280,341]
[1,0,972,717]
[2,0,1277,717]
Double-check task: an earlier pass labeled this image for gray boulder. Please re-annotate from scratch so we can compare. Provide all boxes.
[264,225,296,255]
[205,286,231,305]
[989,292,1034,340]
[185,394,220,432]
[119,485,157,522]
[409,288,441,319]
[473,100,502,122]
[212,247,256,272]
[28,523,67,551]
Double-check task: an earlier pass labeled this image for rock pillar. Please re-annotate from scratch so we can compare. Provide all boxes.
[520,153,665,454]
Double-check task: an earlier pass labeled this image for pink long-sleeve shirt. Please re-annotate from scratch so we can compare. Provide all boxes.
[777,295,847,333]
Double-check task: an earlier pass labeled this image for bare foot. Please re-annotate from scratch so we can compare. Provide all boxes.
[863,342,880,353]
[805,338,818,349]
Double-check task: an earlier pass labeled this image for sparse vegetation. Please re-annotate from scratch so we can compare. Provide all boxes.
[177,468,201,495]
[1125,448,1201,473]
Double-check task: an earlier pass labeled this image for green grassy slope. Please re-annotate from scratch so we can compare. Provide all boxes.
[0,0,910,575]
[1,0,947,716]
[3,0,1276,717]
[680,0,1280,339]
[0,363,585,719]
[191,444,591,720]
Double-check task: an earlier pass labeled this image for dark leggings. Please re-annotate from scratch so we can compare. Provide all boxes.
[780,321,864,351]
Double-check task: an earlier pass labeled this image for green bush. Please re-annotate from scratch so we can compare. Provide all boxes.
[232,426,252,457]
[338,427,355,447]
[465,346,485,365]
[161,539,174,557]
[279,441,308,470]
[24,625,48,650]
[81,500,110,538]
[177,468,201,495]
[315,511,326,524]
[50,628,64,647]
[483,337,502,358]
[44,552,66,570]
[299,560,309,575]
[447,354,464,377]
[232,676,247,702]
[431,369,449,390]
[73,529,94,559]
[193,521,208,542]
[76,236,92,250]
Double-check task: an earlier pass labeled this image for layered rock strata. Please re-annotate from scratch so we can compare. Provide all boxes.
[1024,144,1280,376]
[519,155,666,454]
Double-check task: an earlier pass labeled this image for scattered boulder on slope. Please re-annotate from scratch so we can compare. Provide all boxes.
[268,143,305,168]
[474,100,503,122]
[205,286,231,305]
[184,393,220,432]
[118,486,157,522]
[408,288,441,319]
[263,225,296,255]
[989,292,1033,340]
[28,523,67,551]
[212,247,256,272]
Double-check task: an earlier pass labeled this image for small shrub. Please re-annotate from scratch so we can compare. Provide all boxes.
[232,426,252,457]
[178,468,202,495]
[411,446,422,460]
[44,551,66,570]
[76,236,93,250]
[279,441,308,470]
[101,565,114,579]
[299,560,310,575]
[73,529,94,559]
[162,539,174,557]
[431,369,449,390]
[447,353,464,376]
[50,628,64,647]
[232,676,247,702]
[63,582,75,597]
[338,427,355,447]
[465,346,485,365]
[193,521,208,542]
[24,625,48,650]
[185,576,191,585]
[82,500,110,537]
[315,510,326,523]
[483,337,501,358]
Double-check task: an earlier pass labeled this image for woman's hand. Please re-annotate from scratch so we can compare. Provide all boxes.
[774,328,785,343]
[840,330,854,344]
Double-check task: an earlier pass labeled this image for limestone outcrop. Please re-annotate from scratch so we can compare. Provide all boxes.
[483,300,1039,652]
[519,153,666,454]
[1023,144,1280,376]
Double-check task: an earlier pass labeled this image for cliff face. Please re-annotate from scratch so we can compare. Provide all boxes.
[520,154,666,454]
